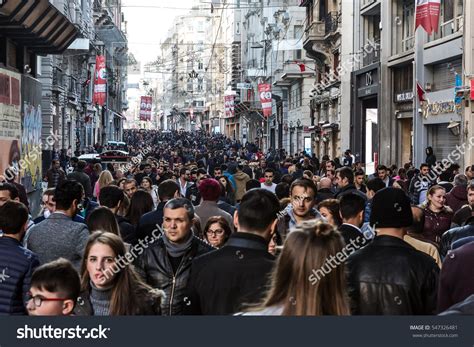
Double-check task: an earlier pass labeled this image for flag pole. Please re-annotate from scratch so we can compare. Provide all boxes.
[413,4,426,168]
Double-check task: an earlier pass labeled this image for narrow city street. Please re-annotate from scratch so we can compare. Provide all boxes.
[0,1,474,345]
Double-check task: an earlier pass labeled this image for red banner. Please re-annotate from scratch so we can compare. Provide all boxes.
[471,80,474,100]
[224,95,235,118]
[93,55,106,106]
[415,0,440,35]
[140,96,152,121]
[258,83,272,117]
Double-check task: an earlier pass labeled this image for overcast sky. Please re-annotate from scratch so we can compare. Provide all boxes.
[122,0,196,64]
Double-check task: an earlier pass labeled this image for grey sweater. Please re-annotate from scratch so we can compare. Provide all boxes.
[26,213,89,270]
[90,282,112,316]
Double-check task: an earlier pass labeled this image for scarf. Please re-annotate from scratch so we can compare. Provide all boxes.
[162,231,194,258]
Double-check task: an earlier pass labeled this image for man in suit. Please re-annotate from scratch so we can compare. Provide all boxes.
[26,181,89,270]
[337,193,368,247]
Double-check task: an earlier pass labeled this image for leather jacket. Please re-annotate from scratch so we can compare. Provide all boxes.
[346,235,439,315]
[133,235,213,315]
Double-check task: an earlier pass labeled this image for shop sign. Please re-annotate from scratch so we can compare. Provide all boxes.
[395,91,413,103]
[422,100,461,118]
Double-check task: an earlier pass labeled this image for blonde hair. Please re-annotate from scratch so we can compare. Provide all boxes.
[98,170,114,190]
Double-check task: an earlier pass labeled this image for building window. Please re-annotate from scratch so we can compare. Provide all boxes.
[187,79,193,92]
[197,78,203,92]
[289,82,303,110]
[431,58,462,92]
[393,64,413,94]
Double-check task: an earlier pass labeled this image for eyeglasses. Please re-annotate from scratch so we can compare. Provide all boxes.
[206,229,225,236]
[26,292,68,307]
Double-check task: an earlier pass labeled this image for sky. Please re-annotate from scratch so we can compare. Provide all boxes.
[122,0,197,64]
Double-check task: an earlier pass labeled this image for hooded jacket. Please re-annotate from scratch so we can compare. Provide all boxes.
[233,171,250,202]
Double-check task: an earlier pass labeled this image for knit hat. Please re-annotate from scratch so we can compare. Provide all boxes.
[198,178,221,201]
[370,187,413,228]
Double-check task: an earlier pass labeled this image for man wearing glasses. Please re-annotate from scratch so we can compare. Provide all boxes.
[260,168,277,194]
[0,200,39,315]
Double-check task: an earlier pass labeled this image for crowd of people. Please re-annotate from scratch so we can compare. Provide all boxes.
[1,129,474,316]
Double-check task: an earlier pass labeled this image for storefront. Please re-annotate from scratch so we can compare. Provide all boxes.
[422,99,462,163]
[352,65,380,173]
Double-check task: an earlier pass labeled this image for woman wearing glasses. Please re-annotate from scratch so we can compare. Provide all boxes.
[74,232,164,315]
[203,216,232,249]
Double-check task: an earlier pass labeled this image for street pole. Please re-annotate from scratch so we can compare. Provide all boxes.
[413,28,426,168]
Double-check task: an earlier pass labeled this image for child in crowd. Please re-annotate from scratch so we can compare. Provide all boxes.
[27,258,80,316]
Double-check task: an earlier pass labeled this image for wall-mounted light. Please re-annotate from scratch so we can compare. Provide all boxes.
[447,121,461,136]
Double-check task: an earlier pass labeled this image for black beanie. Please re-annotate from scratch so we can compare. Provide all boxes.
[370,187,413,228]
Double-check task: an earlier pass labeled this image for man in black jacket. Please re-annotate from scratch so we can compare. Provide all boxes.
[99,185,136,244]
[334,167,367,201]
[134,198,213,315]
[337,193,368,247]
[346,188,439,315]
[185,188,280,315]
[136,179,180,242]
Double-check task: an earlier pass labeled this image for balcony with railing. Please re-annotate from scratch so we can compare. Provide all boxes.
[324,11,341,36]
[427,15,463,43]
[362,39,381,66]
[52,68,65,93]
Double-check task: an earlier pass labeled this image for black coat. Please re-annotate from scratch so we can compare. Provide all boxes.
[184,232,274,315]
[136,202,166,243]
[115,215,136,245]
[337,224,367,247]
[334,184,367,201]
[346,235,439,315]
[133,235,213,315]
[315,188,335,204]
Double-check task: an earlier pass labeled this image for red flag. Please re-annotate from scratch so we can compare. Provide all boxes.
[470,80,474,100]
[295,61,306,72]
[417,82,427,102]
[93,56,106,106]
[258,84,272,118]
[415,0,440,35]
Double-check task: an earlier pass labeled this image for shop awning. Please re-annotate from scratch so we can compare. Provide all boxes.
[0,0,78,54]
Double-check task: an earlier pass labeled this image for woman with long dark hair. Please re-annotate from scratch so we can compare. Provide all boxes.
[126,189,154,227]
[242,221,350,316]
[75,232,163,315]
[87,207,120,236]
[216,175,236,205]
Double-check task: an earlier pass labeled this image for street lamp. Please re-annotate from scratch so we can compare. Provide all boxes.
[447,121,461,136]
[296,119,301,128]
